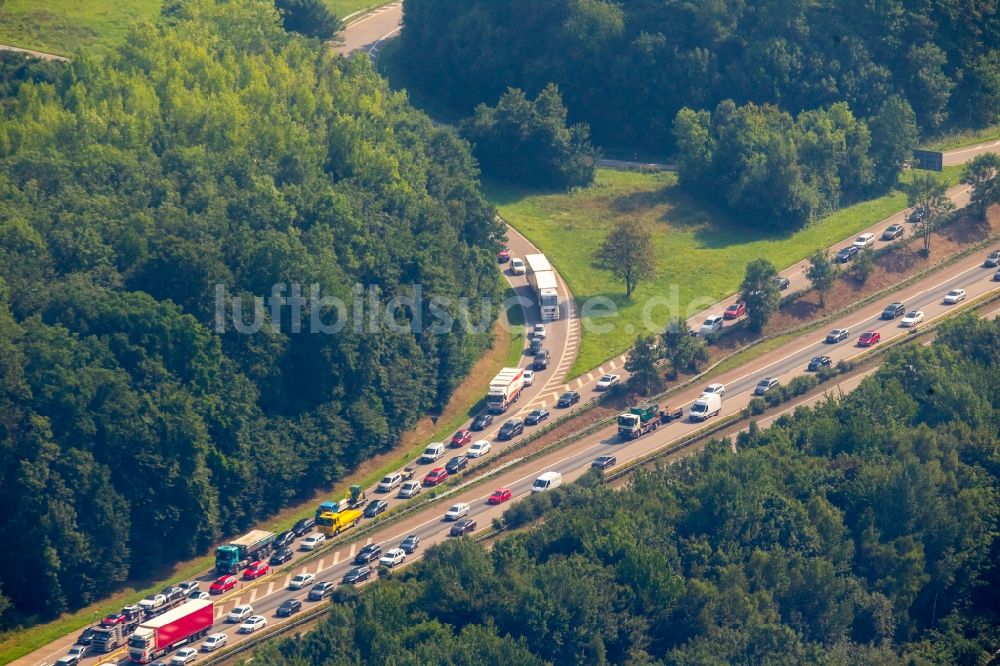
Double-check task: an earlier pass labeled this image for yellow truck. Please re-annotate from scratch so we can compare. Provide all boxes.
[315,486,366,536]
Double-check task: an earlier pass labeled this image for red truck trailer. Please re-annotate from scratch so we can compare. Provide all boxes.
[128,599,214,663]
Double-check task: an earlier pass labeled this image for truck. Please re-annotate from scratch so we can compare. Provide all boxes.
[215,530,276,574]
[617,404,682,440]
[128,600,214,664]
[317,505,364,536]
[525,254,560,321]
[486,367,525,414]
[91,606,143,653]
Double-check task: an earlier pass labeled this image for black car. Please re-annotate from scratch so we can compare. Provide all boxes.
[76,626,96,646]
[524,408,549,425]
[470,413,493,431]
[399,535,420,554]
[274,530,295,549]
[269,547,293,566]
[292,517,315,537]
[557,391,580,408]
[835,246,859,263]
[364,499,388,518]
[908,206,928,223]
[529,337,543,354]
[498,419,524,440]
[308,581,335,601]
[807,355,832,371]
[450,519,477,536]
[881,302,905,319]
[343,565,374,585]
[276,598,302,617]
[533,349,550,370]
[355,543,382,564]
[774,276,790,290]
[445,455,469,474]
[592,455,617,470]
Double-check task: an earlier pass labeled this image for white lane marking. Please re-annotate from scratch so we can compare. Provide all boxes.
[316,559,324,571]
[333,551,340,565]
[248,589,257,603]
[283,574,290,588]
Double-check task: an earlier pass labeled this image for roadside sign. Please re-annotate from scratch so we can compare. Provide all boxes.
[912,149,943,171]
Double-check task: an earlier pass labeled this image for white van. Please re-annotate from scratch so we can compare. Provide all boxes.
[688,393,722,422]
[419,443,445,464]
[531,471,562,493]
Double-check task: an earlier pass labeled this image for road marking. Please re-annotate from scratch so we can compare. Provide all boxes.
[231,596,240,607]
[586,372,594,381]
[283,574,290,588]
[248,589,257,603]
[349,543,356,557]
[267,582,274,595]
[316,558,324,571]
[333,551,340,565]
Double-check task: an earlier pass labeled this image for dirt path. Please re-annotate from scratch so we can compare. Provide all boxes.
[0,44,68,61]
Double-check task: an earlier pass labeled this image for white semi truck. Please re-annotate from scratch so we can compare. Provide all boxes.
[486,367,525,413]
[524,254,560,321]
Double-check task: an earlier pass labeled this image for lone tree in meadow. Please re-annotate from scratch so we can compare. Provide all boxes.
[596,218,655,297]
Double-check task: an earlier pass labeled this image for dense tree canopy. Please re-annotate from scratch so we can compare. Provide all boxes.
[0,0,502,625]
[258,315,1000,664]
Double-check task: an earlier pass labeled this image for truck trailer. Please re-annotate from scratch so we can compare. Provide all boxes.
[91,606,143,653]
[525,254,560,321]
[215,530,276,574]
[128,599,214,663]
[486,367,525,414]
[617,404,682,440]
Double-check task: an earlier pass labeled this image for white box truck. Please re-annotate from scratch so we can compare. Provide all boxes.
[486,367,525,413]
[525,254,560,321]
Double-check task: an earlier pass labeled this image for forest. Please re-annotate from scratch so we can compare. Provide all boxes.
[257,315,1000,665]
[0,0,502,624]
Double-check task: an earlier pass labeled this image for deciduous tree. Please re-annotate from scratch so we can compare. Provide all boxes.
[596,218,655,297]
[739,259,781,332]
[807,249,838,308]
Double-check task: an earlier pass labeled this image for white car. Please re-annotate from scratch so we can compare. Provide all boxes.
[201,633,228,652]
[510,258,526,275]
[444,502,470,521]
[699,315,724,336]
[522,369,535,386]
[943,289,966,304]
[67,646,87,659]
[595,374,620,391]
[853,233,876,248]
[379,548,407,568]
[299,533,325,551]
[138,594,166,611]
[289,572,315,589]
[701,383,725,398]
[900,310,924,327]
[227,605,253,623]
[467,440,492,458]
[170,648,198,665]
[398,480,422,498]
[190,591,210,600]
[533,323,546,339]
[377,472,403,492]
[239,616,267,633]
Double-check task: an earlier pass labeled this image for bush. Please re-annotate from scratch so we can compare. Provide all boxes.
[836,359,855,373]
[765,390,784,408]
[788,375,819,396]
[816,365,839,382]
[748,397,767,415]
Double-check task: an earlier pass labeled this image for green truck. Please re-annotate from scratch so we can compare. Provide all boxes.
[617,404,682,440]
[215,529,276,574]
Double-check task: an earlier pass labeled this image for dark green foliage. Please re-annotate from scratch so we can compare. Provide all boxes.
[853,248,876,285]
[459,84,596,190]
[274,0,342,40]
[660,319,708,379]
[807,249,838,308]
[747,397,766,415]
[739,258,781,332]
[258,316,1000,664]
[596,217,655,296]
[623,334,663,396]
[960,153,1000,218]
[0,0,501,625]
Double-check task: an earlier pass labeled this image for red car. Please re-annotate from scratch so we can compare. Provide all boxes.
[243,560,269,580]
[450,430,472,448]
[210,575,239,594]
[723,302,746,320]
[488,488,512,504]
[101,611,126,627]
[498,246,510,263]
[857,330,880,347]
[423,467,449,487]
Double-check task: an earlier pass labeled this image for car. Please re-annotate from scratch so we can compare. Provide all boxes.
[943,289,966,304]
[307,581,335,601]
[592,455,617,470]
[881,302,905,319]
[882,224,905,240]
[53,657,80,666]
[449,430,472,448]
[524,408,550,425]
[228,605,254,623]
[190,591,210,600]
[529,337,544,354]
[450,519,477,536]
[276,598,302,617]
[908,206,928,223]
[269,547,293,566]
[533,323,546,339]
[754,378,779,395]
[774,276,791,290]
[243,560,269,580]
[380,548,407,568]
[901,310,924,327]
[826,328,850,343]
[557,391,580,408]
[423,467,449,486]
[723,302,746,319]
[995,269,1000,281]
[470,413,494,431]
[445,455,469,474]
[291,517,315,537]
[177,581,200,597]
[272,530,295,550]
[200,633,228,652]
[533,349,551,369]
[857,330,881,346]
[399,535,420,554]
[161,585,185,603]
[488,488,512,504]
[102,611,127,626]
[209,575,238,594]
[355,543,382,564]
[398,479,422,498]
[364,499,389,518]
[301,532,327,551]
[522,369,535,386]
[498,419,524,440]
[853,233,876,248]
[510,257,526,274]
[835,246,859,263]
[595,374,620,391]
[701,383,726,398]
[343,565,375,585]
[445,502,470,521]
[807,355,832,371]
[699,315,724,335]
[170,648,198,665]
[67,646,87,660]
[419,442,446,463]
[289,572,315,590]
[377,472,403,492]
[498,246,510,263]
[76,626,97,645]
[239,616,267,633]
[467,440,492,458]
[984,249,1000,267]
[138,593,166,611]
